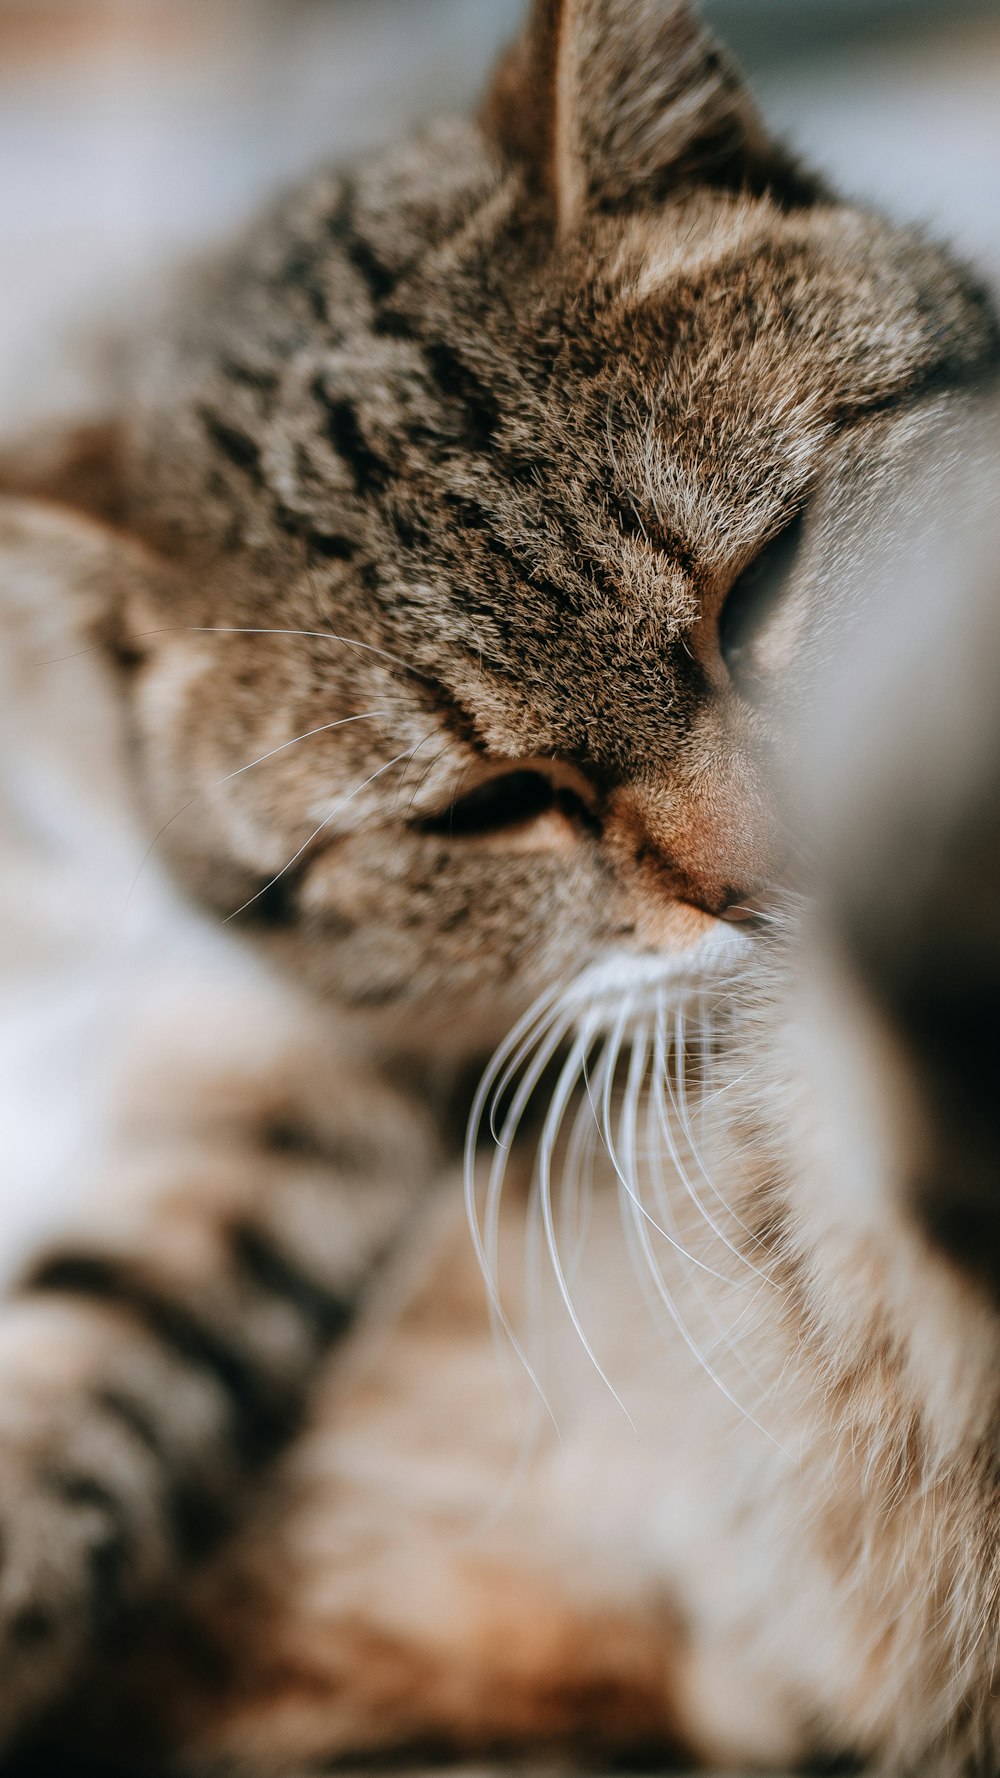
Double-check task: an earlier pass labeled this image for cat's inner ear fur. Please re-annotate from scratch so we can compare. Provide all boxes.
[484,0,822,232]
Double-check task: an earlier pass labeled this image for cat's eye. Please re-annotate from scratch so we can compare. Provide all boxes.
[419,763,596,842]
[719,512,806,703]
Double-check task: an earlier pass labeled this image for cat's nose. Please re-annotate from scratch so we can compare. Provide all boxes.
[716,893,769,926]
[604,779,781,931]
[716,886,783,928]
[640,854,767,925]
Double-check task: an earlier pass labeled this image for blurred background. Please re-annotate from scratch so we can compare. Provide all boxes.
[0,0,998,430]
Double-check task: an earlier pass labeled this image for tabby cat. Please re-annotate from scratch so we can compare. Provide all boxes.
[0,0,998,1772]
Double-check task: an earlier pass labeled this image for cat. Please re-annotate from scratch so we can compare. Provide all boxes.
[0,0,998,1771]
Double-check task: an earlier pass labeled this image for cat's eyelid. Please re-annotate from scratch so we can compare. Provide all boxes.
[415,756,599,840]
[718,508,809,701]
[738,501,810,575]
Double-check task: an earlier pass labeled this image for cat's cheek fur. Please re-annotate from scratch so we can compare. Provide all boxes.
[277,832,616,1038]
[291,823,750,1037]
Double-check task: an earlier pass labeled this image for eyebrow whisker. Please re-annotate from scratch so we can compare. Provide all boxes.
[122,710,390,917]
[224,738,432,923]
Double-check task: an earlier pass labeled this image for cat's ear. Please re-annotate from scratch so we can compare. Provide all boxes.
[0,418,172,676]
[0,418,126,528]
[484,0,811,232]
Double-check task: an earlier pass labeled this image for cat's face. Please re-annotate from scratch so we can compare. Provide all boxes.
[114,0,998,1045]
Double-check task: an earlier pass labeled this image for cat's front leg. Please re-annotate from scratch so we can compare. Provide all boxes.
[0,1015,439,1748]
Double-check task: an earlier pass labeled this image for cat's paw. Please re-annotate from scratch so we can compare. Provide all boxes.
[0,1298,181,1743]
[0,1462,125,1733]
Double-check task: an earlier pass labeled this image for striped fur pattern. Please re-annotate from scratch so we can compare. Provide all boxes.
[0,1,998,1771]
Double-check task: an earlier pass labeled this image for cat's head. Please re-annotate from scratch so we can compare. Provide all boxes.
[93,0,997,1046]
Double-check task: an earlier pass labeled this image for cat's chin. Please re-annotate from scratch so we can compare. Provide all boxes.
[563,920,754,1024]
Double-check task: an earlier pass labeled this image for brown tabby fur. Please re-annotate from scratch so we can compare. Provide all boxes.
[0,1,998,1772]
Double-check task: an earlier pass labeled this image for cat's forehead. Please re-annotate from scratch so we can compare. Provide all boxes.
[506,192,997,561]
[580,193,988,396]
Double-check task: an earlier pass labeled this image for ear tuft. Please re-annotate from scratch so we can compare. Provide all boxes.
[484,0,819,233]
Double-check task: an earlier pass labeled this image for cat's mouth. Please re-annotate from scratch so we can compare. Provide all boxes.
[464,916,756,1358]
[568,921,755,1027]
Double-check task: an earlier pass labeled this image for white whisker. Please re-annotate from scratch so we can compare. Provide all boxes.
[224,739,428,922]
[616,1021,686,1351]
[558,1016,601,1284]
[702,1278,773,1364]
[652,994,771,1284]
[122,710,389,916]
[465,978,567,1226]
[186,623,437,685]
[669,1002,764,1247]
[536,1021,638,1430]
[645,1007,752,1357]
[617,1015,781,1441]
[594,999,733,1287]
[483,1009,575,1291]
[45,621,441,683]
[388,735,455,827]
[482,983,569,1148]
[464,981,575,1434]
